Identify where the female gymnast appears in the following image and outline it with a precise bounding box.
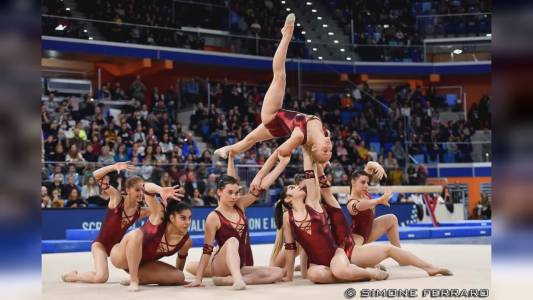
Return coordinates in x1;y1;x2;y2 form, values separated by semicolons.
61;162;150;284
214;14;333;168
110;184;189;292
274;147;389;283
185;151;288;290
317;163;453;277
347;170;401;247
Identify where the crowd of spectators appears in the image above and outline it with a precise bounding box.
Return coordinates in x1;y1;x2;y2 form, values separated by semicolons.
43;0;491;62
42;0;309;58
327;0;491;47
41;74;490;209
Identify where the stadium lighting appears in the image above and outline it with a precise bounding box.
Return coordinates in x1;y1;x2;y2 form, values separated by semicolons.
328;32;334;35
306;39;312;43
340;48;345;52
322;24;328;28
296;23;301;27
346;57;352;61
383;24;389;28
306;2;312;5
55;24;66;31
318;56;323;60
83;29;88;33
312;48;317;51
312;9;317;13
281;1;286;4
486;33;492;37
88;37;94;40
65;7;70;11
301;31;306;34
453;49;463;55
317;16;322;20
333;40;339;43
286;8;291;11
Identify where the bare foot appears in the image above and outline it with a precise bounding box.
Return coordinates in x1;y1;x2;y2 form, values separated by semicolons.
213;276;233;286
232;278;246;290
367;268;389;281
427;267;453;276
214;146;231;159
120;279;130;286
61;270;78;282
281;13;295;37
128;281;140;292
375;264;387;271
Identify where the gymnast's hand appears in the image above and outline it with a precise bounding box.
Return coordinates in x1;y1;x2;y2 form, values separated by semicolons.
160;185;184;206
250;174;263;193
114;161;136;173
379;190;393;207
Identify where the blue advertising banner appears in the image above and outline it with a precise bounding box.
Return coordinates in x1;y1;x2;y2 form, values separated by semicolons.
42;204;417;240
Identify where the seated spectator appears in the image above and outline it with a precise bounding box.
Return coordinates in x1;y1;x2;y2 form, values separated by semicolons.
202;188;218;206
159;133;174;154
389;166;405;185
64;164;81;186
47;173;65;198
391;141;406;167
83;144;99;162
41;186;51;208
191;188;204;206
51;189;65;208
98;145;115;165
114;143;130;162
159;171;173;187
139;159;154;181
63;174;80;200
81;176;100;204
384;151;399;170
66;189;87;208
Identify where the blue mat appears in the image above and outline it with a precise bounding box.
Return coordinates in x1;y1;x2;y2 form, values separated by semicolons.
429;226;491;238
44;225;491;253
44;231;278;253
409;220;492;227
42;240;93;253
376;227;432;241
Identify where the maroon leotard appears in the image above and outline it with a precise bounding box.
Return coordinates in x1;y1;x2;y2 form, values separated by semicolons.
323;202;355;259
264;109;328;144
348;195;375;243
94;197;141;255
140;219;190;263
288;205;337;266
213;206;253;267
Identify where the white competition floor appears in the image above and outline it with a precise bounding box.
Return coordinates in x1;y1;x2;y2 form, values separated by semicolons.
42;239;490;300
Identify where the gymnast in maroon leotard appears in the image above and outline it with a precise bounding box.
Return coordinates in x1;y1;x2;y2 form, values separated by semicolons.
213;205;254;267
287;204;337;267
139;210;190;264
186;172;285;290
62;162;150;284
109;185;189;292
214;14;332;177
347;168;401;247
273;147;387;284
264;109;329;145
317;162;453;277
184;151;286;279
94;196;141;255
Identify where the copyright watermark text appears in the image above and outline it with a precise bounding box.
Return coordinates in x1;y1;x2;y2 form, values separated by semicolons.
343;288;490;298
